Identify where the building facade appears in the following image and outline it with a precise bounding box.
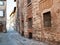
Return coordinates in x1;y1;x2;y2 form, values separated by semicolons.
17;0;60;45
9;7;17;31
14;0;20;33
32;0;60;43
0;0;7;32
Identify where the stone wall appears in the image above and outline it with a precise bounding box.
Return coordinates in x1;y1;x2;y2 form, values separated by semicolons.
18;0;60;44
18;0;28;37
32;0;60;43
32;0;42;40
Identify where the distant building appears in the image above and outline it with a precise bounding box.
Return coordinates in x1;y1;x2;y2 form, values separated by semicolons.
0;0;7;32
10;7;17;31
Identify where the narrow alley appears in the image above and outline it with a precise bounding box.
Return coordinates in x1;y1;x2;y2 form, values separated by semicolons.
0;29;48;45
0;0;60;45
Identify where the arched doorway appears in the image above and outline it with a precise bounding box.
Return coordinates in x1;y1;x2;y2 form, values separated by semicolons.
0;23;3;32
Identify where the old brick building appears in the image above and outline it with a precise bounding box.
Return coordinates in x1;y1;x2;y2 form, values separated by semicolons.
16;0;33;38
0;0;7;32
32;0;60;42
16;0;60;45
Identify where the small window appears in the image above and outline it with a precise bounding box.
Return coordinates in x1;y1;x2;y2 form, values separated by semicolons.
14;0;16;2
28;18;32;29
27;0;31;4
43;11;51;27
22;21;24;28
0;1;4;6
14;7;16;12
0;11;4;17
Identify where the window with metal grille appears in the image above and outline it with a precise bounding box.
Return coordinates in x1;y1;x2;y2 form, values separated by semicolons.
28;18;32;29
43;11;51;27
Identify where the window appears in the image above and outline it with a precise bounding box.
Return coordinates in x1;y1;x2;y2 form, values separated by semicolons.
43;11;51;27
22;21;24;28
27;0;32;6
27;0;31;4
14;7;16;12
0;11;3;17
28;18;32;28
14;0;16;2
0;1;4;6
21;13;24;20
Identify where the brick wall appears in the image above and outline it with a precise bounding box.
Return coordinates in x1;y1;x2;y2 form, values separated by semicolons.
18;0;60;44
32;0;60;43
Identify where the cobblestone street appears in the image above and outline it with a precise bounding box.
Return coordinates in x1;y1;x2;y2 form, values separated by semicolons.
0;31;23;45
0;30;48;45
0;0;60;45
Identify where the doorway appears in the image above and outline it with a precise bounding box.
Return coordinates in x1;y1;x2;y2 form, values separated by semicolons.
29;32;32;39
21;31;24;36
0;23;3;32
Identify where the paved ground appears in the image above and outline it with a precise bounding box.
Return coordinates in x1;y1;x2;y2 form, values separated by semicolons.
0;31;23;45
0;30;49;45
